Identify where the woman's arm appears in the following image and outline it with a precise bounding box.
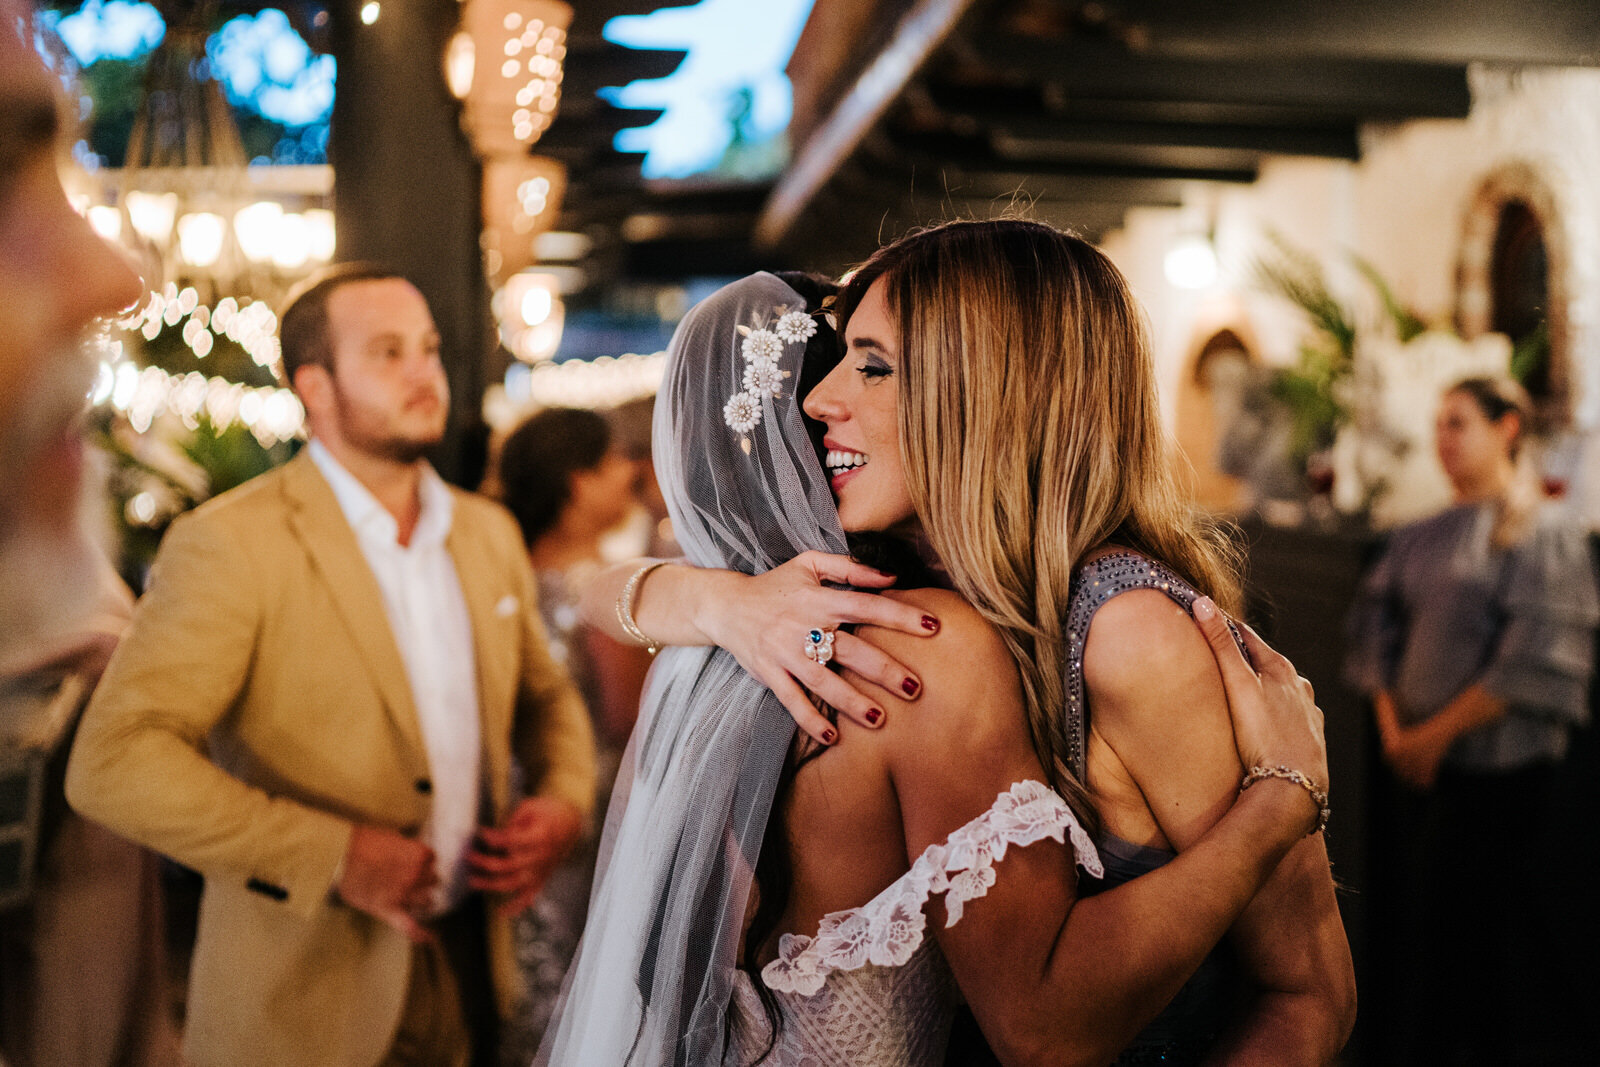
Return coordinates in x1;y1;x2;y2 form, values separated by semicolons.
1082;591;1354;1065
1381;683;1506;789
863;596;1328;1066
577;552;941;741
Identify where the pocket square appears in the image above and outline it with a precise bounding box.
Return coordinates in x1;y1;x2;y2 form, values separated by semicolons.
496;595;520;617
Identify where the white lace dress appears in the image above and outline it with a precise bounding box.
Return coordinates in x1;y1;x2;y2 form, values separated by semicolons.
725;781;1103;1066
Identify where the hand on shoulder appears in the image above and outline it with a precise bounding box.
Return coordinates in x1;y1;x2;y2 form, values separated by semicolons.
848;588;1034;773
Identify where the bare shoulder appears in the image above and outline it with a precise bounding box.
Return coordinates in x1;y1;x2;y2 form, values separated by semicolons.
851;588;1030;759
865;589;1018;704
1082;589;1223;733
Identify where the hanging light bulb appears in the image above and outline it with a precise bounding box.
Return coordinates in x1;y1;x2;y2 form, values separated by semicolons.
1164;234;1220;290
499;270;564;362
87;205;123;242
176;212;227;267
445;32;476;99
233;201;283;263
272;213;311;270
303;209;337;262
126;191;179;244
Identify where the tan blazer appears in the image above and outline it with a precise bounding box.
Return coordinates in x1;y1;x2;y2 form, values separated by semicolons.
66;451;596;1067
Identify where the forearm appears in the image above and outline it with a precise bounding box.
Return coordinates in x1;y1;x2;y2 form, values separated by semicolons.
1203;834;1356;1066
1415;683;1507;748
578;558;730;648
66;704;352;916
1002;782;1315;1064
1207;992;1350;1066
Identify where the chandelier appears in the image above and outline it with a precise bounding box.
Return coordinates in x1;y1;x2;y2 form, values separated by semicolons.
81;3;334;303
446;0;574;364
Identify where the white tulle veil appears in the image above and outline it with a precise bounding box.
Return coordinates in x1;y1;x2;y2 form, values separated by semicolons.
537;272;847;1065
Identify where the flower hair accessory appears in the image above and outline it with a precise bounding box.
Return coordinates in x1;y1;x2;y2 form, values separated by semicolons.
724;303;819;454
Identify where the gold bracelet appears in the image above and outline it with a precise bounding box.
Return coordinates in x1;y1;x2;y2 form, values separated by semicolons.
616;561;668;654
1240;764;1330;836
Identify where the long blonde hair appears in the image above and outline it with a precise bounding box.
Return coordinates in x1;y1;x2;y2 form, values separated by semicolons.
838;219;1242;829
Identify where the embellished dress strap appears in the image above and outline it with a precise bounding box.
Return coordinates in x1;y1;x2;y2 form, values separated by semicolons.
1063;551;1238;781
762;781;1103;996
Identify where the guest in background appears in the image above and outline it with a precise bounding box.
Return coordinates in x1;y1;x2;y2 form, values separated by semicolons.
0;5;181;1062
495;407;646;1060
1345;375;1598;1064
605;396;679;559
68;265;596;1067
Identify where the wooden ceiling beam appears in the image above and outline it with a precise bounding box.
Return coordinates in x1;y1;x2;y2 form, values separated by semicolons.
829;154;1192;208
938;113;1362;160
1101;0;1600;66
962;38;1472;118
755;0;980;249
559;46;686;99
880;129;1260;184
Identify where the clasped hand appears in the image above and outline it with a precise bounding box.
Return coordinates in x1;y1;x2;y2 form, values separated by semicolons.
1191;597;1330;832
337;796;584;941
467;795;584;916
336;824;440;943
1374;694;1450;790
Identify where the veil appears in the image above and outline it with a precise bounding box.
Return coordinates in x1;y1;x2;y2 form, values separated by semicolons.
537;272;847;1065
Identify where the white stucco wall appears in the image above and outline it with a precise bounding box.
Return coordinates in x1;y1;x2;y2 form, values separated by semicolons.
1101;65;1600;524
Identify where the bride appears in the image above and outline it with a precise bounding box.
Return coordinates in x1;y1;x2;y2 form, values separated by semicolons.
543;243;1343;1065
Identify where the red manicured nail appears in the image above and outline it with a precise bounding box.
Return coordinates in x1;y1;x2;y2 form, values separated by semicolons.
901;677;920;698
821;727;838;745
865;708;883;725
920;615;939;632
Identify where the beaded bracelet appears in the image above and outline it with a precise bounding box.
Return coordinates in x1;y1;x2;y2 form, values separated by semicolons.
616;560;669;654
1240;764;1330;836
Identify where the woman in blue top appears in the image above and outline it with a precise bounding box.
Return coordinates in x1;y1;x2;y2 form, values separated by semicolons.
1346;375;1598;1063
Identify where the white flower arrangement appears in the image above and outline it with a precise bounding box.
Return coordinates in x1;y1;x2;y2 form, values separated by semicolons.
724;304;814;453
741;329;783;363
774;310;817;344
743;358;784;398
723;391;762;435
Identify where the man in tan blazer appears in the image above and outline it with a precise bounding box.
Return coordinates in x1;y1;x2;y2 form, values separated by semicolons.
66;266;597;1067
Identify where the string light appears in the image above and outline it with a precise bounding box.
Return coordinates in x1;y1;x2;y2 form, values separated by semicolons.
489;350;665;420
120;287;282;370
99;289;303;446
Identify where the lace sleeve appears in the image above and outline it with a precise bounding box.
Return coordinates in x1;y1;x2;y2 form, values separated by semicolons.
763;780;1102;996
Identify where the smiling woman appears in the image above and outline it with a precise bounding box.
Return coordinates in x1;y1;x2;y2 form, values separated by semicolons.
804;281;918;536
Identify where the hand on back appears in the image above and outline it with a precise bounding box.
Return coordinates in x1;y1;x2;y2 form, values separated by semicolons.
697;551;941;744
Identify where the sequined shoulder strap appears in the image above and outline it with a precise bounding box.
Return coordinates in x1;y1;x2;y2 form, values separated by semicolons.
1063;551;1216;780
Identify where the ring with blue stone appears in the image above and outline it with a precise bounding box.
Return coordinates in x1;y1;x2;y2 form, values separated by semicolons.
803;626;836;666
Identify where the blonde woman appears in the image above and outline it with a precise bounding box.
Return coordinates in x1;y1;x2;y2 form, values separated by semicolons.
1345;376;1597;1063
570;224;1352;1064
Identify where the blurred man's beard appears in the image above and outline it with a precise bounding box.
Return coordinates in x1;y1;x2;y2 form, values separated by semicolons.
0;342;106;677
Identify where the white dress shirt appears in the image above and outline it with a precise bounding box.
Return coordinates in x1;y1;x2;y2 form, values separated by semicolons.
309;441;481;914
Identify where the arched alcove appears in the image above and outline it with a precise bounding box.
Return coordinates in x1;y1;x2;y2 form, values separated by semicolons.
1175;328;1255;513
1456;162;1571;427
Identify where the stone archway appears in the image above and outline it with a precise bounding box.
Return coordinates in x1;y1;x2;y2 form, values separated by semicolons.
1456;161;1571;427
1174;328;1255;513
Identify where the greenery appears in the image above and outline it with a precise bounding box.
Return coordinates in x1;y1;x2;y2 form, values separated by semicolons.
1253;233;1433;463
1510;319;1549;385
1252;234;1357;462
97;410;294;586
